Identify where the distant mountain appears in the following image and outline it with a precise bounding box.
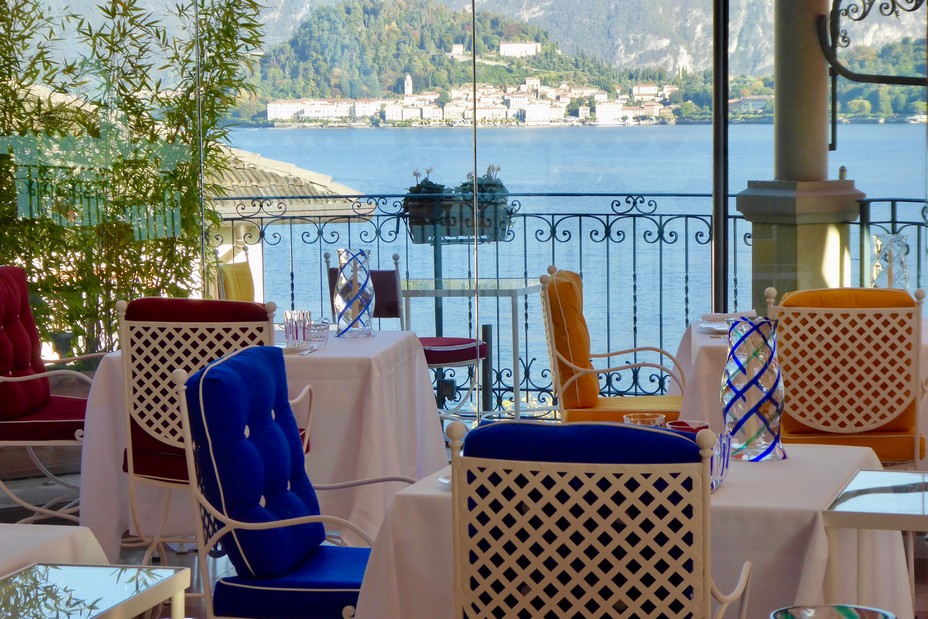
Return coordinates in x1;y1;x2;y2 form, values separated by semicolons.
256;0;925;76
53;0;928;77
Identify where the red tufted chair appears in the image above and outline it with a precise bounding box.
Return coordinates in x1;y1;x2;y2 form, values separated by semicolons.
0;265;105;522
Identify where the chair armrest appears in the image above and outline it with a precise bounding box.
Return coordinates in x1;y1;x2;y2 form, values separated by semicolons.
314;475;417;491
712;560;752;619
589;345;687;389
194;487;377;547
0;368;93;386
42;351;108;367
555;348;686;394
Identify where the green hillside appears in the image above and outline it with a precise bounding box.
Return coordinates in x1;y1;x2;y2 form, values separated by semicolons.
254;0;621;100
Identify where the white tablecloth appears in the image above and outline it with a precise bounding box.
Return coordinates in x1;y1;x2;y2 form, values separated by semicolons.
354;444;912;619
79;331;448;562
0;524;108;576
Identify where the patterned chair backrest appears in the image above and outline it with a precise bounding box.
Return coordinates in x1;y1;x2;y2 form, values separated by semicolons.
0;265;49;420
452;420;714;618
771;287;922;434
768;286;926;464
117;298;275;456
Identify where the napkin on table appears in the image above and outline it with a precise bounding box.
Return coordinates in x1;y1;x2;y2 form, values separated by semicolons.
699;310;757;323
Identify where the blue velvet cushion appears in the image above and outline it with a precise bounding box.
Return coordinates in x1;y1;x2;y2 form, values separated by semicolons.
213;546;370;619
184;346;325;579
463;420;701;464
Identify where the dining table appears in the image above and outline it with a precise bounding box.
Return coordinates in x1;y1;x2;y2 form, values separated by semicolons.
0;523;108;576
79;330;449;562
353;443;912;619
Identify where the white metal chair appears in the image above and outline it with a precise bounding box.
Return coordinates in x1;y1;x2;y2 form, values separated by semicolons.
173;345;415;619
116;297;311;565
539;265;686;422
447;420;751;618
767;286;926;466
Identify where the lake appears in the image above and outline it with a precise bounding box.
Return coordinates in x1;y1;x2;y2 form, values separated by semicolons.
230;123;928;201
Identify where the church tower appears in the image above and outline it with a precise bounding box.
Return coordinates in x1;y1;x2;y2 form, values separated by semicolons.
404;74;413;96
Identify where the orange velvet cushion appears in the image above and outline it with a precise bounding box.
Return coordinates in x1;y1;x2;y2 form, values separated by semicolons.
545;270;599;409
780;287;915;309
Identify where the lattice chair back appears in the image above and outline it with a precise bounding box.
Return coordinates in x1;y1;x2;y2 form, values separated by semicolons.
118;298;275;454
767;286;925;465
449;421;740;619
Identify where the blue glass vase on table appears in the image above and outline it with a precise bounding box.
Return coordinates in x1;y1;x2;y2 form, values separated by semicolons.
721;316;787;462
333;248;375;338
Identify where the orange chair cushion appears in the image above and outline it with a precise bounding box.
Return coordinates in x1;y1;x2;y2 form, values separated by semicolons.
780;287;915;309
564;395;682;423
545;270;599;409
777;287;919;451
220;262;255;302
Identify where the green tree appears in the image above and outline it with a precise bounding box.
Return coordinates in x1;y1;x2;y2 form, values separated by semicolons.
0;0;264;352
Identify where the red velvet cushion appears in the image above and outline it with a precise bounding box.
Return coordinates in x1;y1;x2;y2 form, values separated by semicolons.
0;266;50;420
125;297;269;322
0;395;84;441
419;336;487;366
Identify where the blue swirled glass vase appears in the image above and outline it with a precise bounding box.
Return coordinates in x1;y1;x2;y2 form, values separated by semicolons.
334;248;375;338
720;316;786;462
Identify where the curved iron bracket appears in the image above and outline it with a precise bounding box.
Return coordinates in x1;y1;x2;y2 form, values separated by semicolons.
817;13;926;87
816;0;926;150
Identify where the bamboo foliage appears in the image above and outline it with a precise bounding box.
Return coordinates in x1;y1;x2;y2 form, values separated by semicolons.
0;0;263;355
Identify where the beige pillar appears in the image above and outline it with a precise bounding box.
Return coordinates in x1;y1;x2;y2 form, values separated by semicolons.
736;0;864;311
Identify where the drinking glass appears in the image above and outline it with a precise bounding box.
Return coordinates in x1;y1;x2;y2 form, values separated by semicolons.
306;320;329;352
623;413;665;427
283;310;310;348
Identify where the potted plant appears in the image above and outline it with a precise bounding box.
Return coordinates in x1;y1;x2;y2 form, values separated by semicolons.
403;166;514;244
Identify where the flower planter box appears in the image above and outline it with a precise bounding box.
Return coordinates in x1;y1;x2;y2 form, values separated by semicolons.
403;174;514;245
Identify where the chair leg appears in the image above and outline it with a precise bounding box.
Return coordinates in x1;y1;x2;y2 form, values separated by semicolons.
0;447;81;523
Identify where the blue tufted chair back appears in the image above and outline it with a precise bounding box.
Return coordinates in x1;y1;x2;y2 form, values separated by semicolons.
184;345;325;579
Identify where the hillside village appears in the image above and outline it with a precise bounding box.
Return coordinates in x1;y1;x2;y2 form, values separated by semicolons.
266;41;773;127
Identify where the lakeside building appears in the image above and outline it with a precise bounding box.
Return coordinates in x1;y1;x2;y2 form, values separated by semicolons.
266;75;672;126
730;95;774;113
499;41;541;58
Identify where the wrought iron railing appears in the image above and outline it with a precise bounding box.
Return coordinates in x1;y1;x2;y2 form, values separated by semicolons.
210;192;925;412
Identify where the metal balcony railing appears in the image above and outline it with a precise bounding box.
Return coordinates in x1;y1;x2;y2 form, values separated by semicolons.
210;192;926;412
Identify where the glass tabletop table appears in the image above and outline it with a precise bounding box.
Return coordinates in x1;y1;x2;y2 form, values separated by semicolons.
402;278;542;416
823;469;928;608
825;469;928;530
0;563;190;618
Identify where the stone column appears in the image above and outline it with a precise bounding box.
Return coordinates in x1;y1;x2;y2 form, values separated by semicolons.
736;0;864;311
